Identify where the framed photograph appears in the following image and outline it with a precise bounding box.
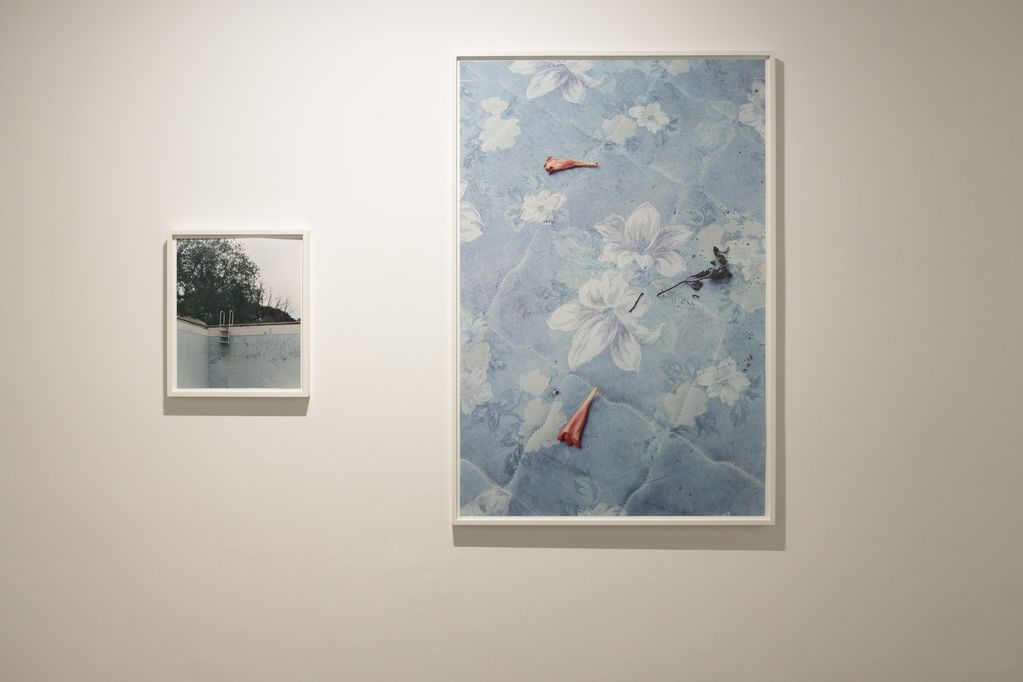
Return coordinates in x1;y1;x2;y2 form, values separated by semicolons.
166;230;310;397
454;54;775;524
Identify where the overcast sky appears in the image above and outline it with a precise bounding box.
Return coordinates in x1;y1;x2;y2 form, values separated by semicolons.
234;237;303;318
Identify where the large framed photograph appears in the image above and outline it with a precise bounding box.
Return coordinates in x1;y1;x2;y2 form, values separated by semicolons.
166;230;309;397
454;54;775;524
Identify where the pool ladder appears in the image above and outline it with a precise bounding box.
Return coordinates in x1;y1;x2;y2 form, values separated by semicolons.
218;310;234;345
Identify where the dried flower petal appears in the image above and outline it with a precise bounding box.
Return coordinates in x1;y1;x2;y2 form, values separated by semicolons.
557;386;599;448
544;156;599;175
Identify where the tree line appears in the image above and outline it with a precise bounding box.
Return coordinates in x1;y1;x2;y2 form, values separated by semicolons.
176;239;297;325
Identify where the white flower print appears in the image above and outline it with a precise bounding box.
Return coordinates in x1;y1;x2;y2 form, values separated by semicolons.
695;223;726;261
738;79;765;140
509;60;600;104
461;486;511;516
594;202;693;278
709;227;765;312
479;114;520;152
696;218;764;260
663;382;709;428
578;503;626;516
602;114;637;144
548;271;662;372
519;397;566;453
518;370;550;396
463;340;490;372
628;102;670;133
697;357;750;406
520;190;566;224
661;60;691;75
461;369;492;414
460;342;493;414
459;181;483;243
519;397;548;436
723;237;765;281
480;97;509;115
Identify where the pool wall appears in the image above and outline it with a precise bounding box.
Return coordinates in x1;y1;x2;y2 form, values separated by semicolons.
176;318;301;389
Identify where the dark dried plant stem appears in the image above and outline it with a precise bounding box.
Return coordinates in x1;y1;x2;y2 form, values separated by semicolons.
656;272;716;296
656;279;692;297
657;268;730;297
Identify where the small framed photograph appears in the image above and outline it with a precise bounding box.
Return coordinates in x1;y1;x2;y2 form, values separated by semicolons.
166;230;310;397
454;54;775;524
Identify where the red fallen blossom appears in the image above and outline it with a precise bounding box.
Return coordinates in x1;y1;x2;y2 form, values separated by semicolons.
557;386;599;449
544;156;599;175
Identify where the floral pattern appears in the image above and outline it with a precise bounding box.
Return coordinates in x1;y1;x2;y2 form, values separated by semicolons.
693;218;767;312
518;369;550;396
521;190;566;224
479;115;520;152
738;79;766;140
548;271;662;372
661;60;691;75
461;486;512;516
629;102;671;133
578;503;626;516
459;181;483;243
602;114;637;144
458;58;767;517
595;202;692;278
509;60;600;104
697;357;751;406
519;396;566;453
724;236;765;282
460;342;492;414
480;97;508;115
516;370;565;452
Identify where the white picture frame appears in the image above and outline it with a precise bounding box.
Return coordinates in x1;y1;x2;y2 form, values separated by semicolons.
452;53;776;525
166;230;310;398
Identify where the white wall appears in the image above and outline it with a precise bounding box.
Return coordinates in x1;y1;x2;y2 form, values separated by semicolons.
1;1;1021;680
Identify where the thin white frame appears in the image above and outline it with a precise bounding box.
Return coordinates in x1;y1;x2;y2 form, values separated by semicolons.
166;230;310;398
452;53;776;525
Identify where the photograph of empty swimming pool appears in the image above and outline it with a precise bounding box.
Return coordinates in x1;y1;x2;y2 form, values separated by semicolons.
167;232;309;396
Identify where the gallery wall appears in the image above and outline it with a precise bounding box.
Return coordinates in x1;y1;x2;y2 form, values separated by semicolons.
1;1;1021;680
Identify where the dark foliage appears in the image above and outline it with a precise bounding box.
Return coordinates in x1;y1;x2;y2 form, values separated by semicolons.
176;239;295;325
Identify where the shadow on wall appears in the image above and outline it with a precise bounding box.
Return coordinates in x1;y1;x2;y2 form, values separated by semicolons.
163;395;309;417
453;522;783;551
453;60;787;552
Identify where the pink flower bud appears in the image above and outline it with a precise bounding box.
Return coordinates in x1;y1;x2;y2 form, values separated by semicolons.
557;386;599;448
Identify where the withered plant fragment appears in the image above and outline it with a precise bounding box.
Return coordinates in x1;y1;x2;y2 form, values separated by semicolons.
544;156;599;175
657;246;733;297
557;386;599;448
